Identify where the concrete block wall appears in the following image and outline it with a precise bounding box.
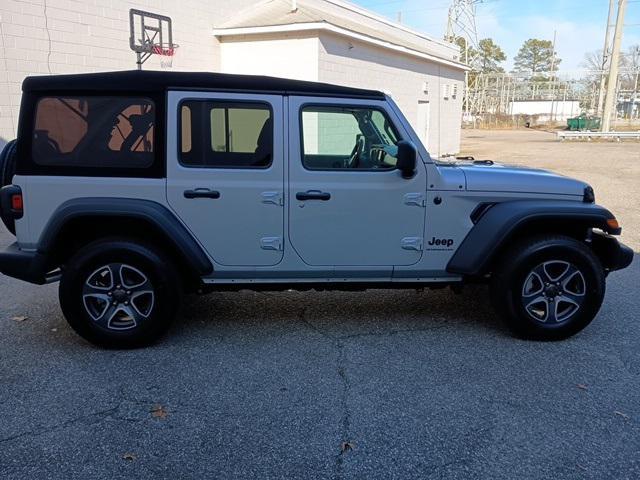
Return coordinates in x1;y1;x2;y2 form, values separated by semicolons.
318;32;464;157
0;0;257;144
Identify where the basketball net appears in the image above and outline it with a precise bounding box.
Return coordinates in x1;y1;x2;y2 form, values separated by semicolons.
152;44;178;69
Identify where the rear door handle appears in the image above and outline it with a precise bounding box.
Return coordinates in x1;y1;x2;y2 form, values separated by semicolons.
184;189;220;199
296;190;331;201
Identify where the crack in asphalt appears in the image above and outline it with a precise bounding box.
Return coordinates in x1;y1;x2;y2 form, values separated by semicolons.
297;308;353;480
295;309;481;480
0;405;121;444
0;387;178;445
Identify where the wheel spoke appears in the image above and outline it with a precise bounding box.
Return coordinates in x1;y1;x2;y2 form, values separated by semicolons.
84;265;114;292
542;261;570;282
522;271;544;297
525;295;549;322
559;291;582;308
130;290;155;318
82;293;111;322
558;264;580;284
547;300;559;323
118;265;148;289
531;264;550;283
561;269;586;296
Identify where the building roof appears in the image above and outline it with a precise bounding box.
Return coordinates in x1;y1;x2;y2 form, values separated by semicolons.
22;70;385;99
214;0;467;70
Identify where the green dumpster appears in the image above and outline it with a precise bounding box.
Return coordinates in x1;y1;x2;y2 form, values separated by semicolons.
567;115;601;131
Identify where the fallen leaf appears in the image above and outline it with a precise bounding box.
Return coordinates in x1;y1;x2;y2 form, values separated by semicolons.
122;453;137;461
614;411;630;420
11;316;28;322
340;441;355;453
150;404;168;419
576;384;588;391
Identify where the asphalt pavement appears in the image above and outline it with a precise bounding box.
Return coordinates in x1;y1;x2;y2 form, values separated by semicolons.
1;223;639;480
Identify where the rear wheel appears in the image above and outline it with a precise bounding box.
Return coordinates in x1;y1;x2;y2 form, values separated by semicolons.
59;238;181;348
490;235;605;340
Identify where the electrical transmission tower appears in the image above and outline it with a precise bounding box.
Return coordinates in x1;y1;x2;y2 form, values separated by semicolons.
445;0;483;117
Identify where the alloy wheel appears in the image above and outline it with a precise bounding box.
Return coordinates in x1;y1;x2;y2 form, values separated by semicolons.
82;263;155;331
521;260;586;324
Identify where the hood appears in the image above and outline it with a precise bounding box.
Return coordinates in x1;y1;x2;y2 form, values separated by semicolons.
455;161;588;197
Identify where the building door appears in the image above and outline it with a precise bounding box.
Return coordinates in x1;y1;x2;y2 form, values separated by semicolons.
288;96;427;269
166;92;285;267
417;101;430;150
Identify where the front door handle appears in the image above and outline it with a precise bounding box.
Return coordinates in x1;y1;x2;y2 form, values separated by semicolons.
296;190;331;201
184;189;220;199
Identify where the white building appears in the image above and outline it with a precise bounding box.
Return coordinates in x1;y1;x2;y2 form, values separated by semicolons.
508;99;582;123
0;0;467;156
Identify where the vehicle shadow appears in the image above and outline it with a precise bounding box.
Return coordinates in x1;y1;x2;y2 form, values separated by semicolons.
174;284;508;342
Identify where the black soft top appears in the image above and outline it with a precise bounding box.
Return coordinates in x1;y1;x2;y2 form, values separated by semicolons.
22;70;385;99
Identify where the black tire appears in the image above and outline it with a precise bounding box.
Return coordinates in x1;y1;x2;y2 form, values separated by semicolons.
0;139;17;188
490;235;605;341
59;238;182;348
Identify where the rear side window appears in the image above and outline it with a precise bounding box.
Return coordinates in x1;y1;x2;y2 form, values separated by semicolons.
32;96;155;168
180;100;272;168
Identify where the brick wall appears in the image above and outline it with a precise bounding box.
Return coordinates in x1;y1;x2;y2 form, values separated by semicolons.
0;0;257;144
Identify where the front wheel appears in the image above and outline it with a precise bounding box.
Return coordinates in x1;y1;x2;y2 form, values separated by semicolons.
490;235;606;340
59;238;181;348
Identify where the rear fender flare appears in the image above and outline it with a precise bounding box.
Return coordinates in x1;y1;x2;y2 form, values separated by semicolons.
38;198;213;276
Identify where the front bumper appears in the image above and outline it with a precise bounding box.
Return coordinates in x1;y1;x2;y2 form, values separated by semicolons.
591;232;634;272
0;242;55;285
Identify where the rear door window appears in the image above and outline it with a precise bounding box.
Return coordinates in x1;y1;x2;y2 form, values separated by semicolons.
32;96;155;169
179;101;273;168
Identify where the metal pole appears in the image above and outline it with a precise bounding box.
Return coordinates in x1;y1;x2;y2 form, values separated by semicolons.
602;0;627;132
598;0;616;117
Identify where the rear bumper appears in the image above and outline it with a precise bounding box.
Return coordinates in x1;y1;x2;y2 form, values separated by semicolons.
591;232;634;272
0;242;55;285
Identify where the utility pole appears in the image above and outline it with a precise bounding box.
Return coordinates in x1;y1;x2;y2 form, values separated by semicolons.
597;0;616;117
446;0;482;121
602;0;627;132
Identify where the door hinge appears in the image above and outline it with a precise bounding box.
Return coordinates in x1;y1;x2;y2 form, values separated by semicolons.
404;193;426;207
261;191;284;206
401;237;423;251
260;236;283;251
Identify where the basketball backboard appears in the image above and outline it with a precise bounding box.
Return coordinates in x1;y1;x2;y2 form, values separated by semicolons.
129;9;177;69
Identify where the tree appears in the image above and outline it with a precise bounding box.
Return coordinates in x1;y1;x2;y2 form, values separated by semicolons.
621;45;639;90
477;38;506;73
453;36;477;65
580;50;604;73
453;36;506;73
513;39;561;76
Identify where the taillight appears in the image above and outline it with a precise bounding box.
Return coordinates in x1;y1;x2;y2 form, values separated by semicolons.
11;193;23;212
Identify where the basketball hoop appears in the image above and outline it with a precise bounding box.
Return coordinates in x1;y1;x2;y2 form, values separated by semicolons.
152;43;179;69
129;9;179;70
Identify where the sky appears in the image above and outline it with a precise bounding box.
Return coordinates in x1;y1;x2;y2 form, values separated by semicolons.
353;0;640;71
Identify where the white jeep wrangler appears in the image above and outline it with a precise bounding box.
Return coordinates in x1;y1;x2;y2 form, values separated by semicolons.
0;71;633;347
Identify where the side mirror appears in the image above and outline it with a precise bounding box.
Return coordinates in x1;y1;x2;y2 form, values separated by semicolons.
396;140;417;179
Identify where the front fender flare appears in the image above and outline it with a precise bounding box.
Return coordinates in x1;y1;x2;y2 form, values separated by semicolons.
446;200;620;276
